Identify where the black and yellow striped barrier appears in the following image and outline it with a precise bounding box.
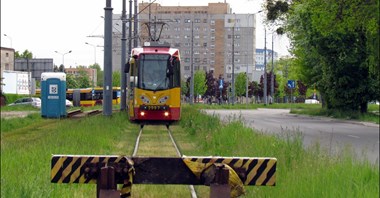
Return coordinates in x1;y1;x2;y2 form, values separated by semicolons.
51;155;277;197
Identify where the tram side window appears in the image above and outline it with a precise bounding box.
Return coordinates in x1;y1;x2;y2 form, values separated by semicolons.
66;93;73;100
93;91;103;100
172;57;181;88
80;93;93;100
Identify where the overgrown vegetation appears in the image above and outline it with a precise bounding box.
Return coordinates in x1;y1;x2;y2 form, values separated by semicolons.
264;0;379;113
179;105;379;197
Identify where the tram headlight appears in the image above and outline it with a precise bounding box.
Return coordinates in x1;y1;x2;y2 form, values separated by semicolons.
140;111;145;116
140;95;150;104
159;96;169;104
164;112;169;117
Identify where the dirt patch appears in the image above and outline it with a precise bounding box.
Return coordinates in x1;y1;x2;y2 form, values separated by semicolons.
1;111;39;119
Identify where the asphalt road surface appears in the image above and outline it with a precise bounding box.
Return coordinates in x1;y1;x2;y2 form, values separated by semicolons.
203;109;379;164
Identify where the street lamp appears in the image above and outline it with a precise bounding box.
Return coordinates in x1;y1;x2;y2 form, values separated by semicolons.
55;50;72;66
85;42;97;64
3;34;12;48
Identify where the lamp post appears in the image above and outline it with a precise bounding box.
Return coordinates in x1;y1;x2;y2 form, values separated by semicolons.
55;50;72;66
245;52;248;106
85;42;97;64
264;28;268;105
231;13;236;105
3;34;12;48
246;10;262;106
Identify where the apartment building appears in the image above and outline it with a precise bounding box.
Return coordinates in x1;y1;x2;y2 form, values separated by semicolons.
112;2;258;82
255;48;278;71
1;47;15;82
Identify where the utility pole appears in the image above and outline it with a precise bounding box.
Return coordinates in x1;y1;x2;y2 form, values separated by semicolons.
245;53;248;106
133;0;138;47
103;0;113;116
270;33;274;104
263;28;268;105
190;21;194;105
127;0;133;106
120;0;127;111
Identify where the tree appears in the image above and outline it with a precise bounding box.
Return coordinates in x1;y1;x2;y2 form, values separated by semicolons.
15;50;33;59
181;79;188;96
76;69;91;88
194;70;207;102
265;0;379;112
204;71;216;99
112;71;121;87
59;64;65;72
66;73;78;88
235;72;247;103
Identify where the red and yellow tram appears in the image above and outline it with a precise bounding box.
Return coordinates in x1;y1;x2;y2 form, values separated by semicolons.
126;41;181;122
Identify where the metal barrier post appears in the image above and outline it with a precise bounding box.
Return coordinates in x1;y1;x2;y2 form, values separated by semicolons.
97;166;119;198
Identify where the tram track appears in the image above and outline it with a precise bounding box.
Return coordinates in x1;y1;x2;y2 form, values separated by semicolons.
132;124;198;198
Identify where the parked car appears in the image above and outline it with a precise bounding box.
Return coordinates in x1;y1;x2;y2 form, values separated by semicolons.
66;99;73;107
8;97;41;108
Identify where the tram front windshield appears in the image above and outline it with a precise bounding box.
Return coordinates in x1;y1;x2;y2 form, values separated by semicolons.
138;54;170;91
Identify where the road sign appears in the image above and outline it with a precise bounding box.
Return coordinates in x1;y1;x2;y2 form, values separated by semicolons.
287;80;296;89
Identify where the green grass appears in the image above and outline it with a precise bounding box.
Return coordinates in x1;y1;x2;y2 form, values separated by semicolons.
1;105;378;197
1;112;139;198
1;113;45;133
291;106;379;124
178;105;379;197
196;102;379;124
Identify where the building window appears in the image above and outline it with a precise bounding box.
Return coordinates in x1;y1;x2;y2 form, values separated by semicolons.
194;19;201;23
203;19;208;23
6;53;9;57
185;19;191;23
184;66;190;70
185;58;190;62
210;20;215;25
203;43;207;47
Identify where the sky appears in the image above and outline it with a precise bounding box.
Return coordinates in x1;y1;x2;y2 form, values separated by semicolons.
1;0;290;69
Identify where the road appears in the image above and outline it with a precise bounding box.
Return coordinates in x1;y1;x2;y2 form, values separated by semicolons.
203;108;379;164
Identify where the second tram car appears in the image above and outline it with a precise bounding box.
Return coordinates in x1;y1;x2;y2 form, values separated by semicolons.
126;41;181;122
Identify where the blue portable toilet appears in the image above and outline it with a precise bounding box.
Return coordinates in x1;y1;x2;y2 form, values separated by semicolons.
41;72;67;118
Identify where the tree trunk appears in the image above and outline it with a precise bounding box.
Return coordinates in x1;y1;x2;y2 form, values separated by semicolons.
360;102;368;113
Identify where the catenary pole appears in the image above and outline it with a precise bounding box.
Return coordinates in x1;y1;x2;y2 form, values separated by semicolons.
103;0;113;116
120;0;127;111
